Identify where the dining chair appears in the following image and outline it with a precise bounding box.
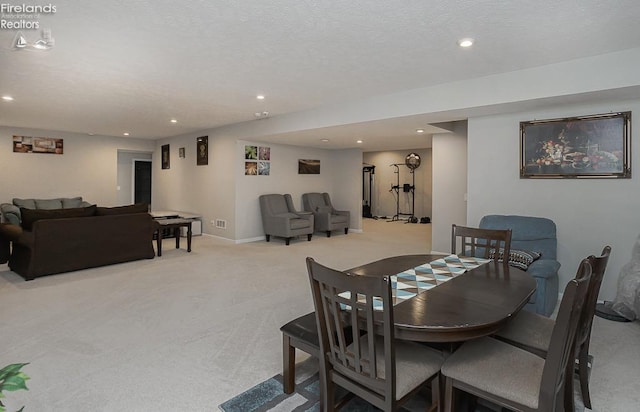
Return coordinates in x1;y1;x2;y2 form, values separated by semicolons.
494;246;611;409
441;258;592;412
280;311;356;395
451;224;512;260
306;257;444;412
280;312;320;394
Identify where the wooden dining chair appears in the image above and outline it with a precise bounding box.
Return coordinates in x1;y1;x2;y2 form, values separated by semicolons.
441;258;592;412
306;257;444;412
494;246;611;409
280;312;320;394
451;224;512;260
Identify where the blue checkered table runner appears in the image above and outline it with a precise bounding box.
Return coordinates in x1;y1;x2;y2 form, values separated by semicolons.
341;254;491;310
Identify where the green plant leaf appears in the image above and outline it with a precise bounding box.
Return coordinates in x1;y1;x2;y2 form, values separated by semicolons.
0;364;28;382
1;374;29;392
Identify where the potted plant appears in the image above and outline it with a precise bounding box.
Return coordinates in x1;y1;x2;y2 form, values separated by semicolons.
0;363;29;412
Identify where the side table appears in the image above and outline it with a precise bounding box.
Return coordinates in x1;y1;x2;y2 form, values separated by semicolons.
156;218;192;256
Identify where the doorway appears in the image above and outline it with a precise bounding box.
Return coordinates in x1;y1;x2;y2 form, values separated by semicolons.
133;160;152;205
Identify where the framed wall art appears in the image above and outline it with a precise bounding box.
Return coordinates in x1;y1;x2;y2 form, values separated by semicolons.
197;136;208;165
298;159;320;174
520;112;631;178
13;135;63;154
161;144;170;169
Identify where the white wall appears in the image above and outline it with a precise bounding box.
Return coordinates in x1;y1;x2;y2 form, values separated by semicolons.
431;123;468;254
363;149;432;219
234;141;361;241
151;130;362;241
0;126;155;206
467;99;640;301
152;131;237;238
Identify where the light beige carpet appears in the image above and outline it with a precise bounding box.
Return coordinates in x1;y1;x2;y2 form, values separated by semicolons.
0;219;638;411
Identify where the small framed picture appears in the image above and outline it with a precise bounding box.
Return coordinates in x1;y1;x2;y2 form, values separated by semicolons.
161;144;170;169
298;159;320;174
179;147;185;158
197;136;208;165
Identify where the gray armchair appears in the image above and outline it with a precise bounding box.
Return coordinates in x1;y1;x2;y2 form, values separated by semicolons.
259;194;314;245
479;214;560;316
302;192;350;237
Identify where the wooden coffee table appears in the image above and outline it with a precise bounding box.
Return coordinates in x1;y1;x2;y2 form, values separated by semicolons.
155;218;192;256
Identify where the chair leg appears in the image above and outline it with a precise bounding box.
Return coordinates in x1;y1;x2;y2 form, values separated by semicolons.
427;374;441;412
282;335;295;394
444;377;454;412
266;234;270;242
307;234;312;241
326;231;331;238
285;237;291;245
344;227;348;235
578;347;592;409
564;360;575;412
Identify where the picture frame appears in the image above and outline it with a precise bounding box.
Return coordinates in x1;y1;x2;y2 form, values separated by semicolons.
13;135;63;154
197;136;208;165
178;147;185;158
520;112;631;178
161;144;170;169
298;159;320;174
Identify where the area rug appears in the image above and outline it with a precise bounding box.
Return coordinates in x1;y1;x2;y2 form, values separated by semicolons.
219;358;587;412
218;359;500;412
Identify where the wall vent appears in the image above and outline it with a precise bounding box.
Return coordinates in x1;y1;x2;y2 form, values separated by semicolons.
215;219;227;229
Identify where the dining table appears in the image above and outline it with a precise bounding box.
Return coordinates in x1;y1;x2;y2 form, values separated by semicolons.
346;254;537;343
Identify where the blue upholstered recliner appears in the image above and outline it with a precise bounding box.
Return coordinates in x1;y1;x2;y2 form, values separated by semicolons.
479;215;560;316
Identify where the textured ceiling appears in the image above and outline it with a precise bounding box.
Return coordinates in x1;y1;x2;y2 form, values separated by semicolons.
1;0;640;150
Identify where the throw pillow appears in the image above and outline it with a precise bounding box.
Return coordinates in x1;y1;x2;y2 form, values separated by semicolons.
95;203;149;216
489;248;542;270
20;205;97;231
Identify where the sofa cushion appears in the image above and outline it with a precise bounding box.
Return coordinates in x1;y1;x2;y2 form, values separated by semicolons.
490;248;542;270
34;198;64;209
62;197;83;208
20;205;97;230
95;203;149;216
12;198;36;209
315;206;332;214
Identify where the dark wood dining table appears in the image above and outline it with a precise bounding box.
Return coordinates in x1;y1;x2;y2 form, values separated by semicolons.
347;254;537;343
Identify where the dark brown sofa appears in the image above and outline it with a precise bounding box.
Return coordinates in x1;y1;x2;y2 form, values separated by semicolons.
0;204;159;280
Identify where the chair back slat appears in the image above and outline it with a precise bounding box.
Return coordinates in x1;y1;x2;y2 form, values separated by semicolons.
539;258;592;409
451;224;512;260
307;257;395;400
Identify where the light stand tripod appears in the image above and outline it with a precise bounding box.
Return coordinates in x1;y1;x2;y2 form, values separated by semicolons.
388;163;415;222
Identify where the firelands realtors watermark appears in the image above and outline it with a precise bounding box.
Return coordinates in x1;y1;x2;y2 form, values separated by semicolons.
1;3;57;30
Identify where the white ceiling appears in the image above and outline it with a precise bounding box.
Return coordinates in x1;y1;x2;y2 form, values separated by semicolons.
1;0;640;151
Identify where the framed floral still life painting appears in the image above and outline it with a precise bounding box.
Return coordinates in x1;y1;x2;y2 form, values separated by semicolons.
520;112;631;178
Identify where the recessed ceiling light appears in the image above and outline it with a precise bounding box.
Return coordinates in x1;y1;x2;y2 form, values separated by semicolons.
356;140;363;144
256;95;265;100
123;132;130;136
2;96;14;101
416;129;425;133
321;139;330;142
170;119;177;123
458;38;474;48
